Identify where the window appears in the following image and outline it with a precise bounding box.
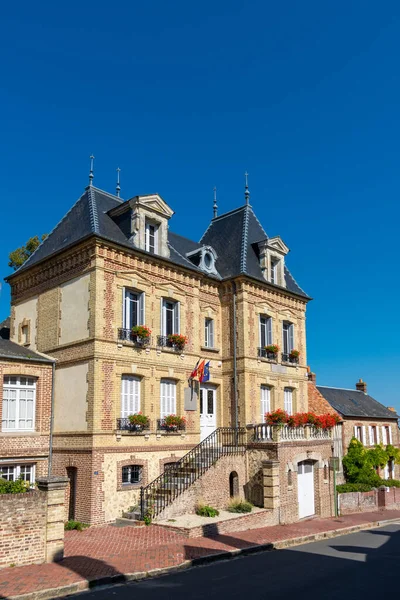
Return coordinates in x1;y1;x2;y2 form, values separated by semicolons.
121;376;140;418
259;315;272;348
204;318;214;348
0;464;35;484
123;290;144;329
282;322;294;355
370;426;378;445
260;386;271;421
382;425;391;445
21;325;29;345
122;465;142;485
161;299;180;336
145;221;158;254
354;426;362;442
160;379;177;418
2;376;36;431
284;388;293;415
271;259;279;284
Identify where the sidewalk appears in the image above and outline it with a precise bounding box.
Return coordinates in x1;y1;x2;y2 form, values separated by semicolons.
1;510;400;600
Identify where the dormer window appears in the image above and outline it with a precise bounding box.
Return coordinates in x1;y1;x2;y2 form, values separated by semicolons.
270;259;279;284
257;237;289;288
186;246;218;275
203;251;214;272
145;221;159;254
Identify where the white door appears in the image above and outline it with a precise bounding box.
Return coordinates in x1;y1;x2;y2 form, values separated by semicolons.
200;386;216;441
297;460;315;519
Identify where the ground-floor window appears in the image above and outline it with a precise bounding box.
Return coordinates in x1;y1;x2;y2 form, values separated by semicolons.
0;463;35;484
122;465;142;485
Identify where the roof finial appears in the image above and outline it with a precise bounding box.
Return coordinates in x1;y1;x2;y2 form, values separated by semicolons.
89;155;95;187
213;186;218;218
244;171;250;205
116;167;121;197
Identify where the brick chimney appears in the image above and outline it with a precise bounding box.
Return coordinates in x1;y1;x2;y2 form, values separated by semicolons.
308;372;316;384
356;378;367;394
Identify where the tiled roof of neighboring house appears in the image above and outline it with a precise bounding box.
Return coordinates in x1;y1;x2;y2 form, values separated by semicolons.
7;186;309;299
0;339;54;363
308;382;339;416
317;386;399;420
0;317;10;340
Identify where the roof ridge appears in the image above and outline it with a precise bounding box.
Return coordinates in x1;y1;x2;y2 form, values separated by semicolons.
13;190;88;273
317;385;363;392
240;205;250;273
90;186;124;203
88;187;100;234
249;206;268;238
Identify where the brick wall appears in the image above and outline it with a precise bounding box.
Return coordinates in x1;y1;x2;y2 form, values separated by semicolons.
339;487;400;515
307;382;339;416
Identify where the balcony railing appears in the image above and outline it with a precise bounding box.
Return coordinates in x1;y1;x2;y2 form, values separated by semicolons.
251;423;333;443
116;417;150;432
157;336;186;352
258;348;278;360
157;418;186;432
118;328;151;347
281;353;299;364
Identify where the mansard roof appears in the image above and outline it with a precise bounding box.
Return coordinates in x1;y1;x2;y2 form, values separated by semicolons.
317;386;399;420
7;186;309;299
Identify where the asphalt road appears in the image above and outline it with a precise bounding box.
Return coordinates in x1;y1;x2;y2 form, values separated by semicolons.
67;523;400;600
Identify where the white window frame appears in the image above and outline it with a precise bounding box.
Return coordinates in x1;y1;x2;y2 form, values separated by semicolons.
121;376;141;418
270;259;279;284
145;221;159;254
2;376;36;432
0;463;35;484
259;315;272;348
121;465;142;485
260;385;271;421
282;322;294;354
160;379;177;418
204;318;214;348
284;387;293;416
161;299;180;336
123;289;145;329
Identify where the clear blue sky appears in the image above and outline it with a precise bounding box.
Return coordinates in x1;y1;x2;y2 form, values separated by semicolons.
1;1;400;409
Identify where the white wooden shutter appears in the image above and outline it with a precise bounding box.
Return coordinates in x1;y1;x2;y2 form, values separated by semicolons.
362;426;366;445
175;302;180;334
382;426;387;445
376;426;380;444
139;293;145;325
354;425;357;439
389;426;393;444
289;324;294;352
260;386;271;421
161;298;165;335
267;318;272;345
368;426;372;446
122;288;127;328
284;388;293;415
121;376;140;417
160;380;176;418
209;319;214;348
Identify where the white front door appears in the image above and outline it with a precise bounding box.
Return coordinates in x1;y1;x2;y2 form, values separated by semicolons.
297;460;315;519
200;386;216;441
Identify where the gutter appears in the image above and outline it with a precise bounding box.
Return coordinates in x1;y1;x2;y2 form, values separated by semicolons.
232;281;238;429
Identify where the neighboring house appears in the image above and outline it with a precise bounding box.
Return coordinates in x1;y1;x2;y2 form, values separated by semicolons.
4;180;336;525
316;379;399;480
0;338;54;485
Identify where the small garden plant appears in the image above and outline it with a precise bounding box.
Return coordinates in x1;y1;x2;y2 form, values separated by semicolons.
128;412;149;427
264;344;279;355
195;503;219;517
163;414;186;430
227;497;253;513
167;333;188;351
64;520;89;531
131;325;151;339
265;410;341;429
0;478;31;494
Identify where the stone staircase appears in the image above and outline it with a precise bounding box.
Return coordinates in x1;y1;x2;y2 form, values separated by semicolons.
131;427;246;521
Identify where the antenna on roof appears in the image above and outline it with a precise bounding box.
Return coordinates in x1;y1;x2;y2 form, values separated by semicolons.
244;171;250;205
116;167;121;197
89;155;95;187
213;186;218;218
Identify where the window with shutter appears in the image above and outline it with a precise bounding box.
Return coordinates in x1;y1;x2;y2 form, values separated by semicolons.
120;376;141;417
205;318;214;348
260;386;271;421
145;221;159;254
123;290;145;329
160;379;177;418
282;322;294;354
259;315;272;347
2;376;36;431
161;300;180;336
284;388;293;415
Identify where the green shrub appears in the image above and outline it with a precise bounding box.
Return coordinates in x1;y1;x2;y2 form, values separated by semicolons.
227;497;253;513
195;503;219;518
337;483;374;493
64;520;88;531
0;478;31;494
380;479;400;488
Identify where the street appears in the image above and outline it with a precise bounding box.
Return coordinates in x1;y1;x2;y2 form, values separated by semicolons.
63;523;400;600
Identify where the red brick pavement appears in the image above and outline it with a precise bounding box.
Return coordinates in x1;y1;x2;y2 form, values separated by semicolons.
0;510;399;598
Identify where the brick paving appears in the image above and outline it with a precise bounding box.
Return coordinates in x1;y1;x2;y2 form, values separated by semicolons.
1;510;400;599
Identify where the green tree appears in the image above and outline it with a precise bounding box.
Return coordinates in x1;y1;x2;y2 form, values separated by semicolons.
342;437;382;486
8;234;47;270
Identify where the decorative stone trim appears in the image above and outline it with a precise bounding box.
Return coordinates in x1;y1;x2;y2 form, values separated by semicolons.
116;457;148;491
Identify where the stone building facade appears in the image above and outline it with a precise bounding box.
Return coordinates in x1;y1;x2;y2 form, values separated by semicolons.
5;182;333;524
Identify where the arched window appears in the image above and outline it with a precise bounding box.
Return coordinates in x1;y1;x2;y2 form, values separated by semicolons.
229;471;239;497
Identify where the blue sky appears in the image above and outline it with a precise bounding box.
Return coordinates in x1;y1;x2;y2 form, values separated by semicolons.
1;1;400;409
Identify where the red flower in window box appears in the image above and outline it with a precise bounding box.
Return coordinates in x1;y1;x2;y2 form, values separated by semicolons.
128;413;150;431
163;414;186;431
289;349;300;359
167;334;188;351
265;409;289;425
131;325;151;339
264;344;279;356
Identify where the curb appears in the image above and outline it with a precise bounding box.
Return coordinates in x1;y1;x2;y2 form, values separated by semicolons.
6;518;400;600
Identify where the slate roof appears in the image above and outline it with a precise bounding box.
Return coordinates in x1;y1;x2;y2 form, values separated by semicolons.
8;187;309;298
0;339;54;363
317;386;399;420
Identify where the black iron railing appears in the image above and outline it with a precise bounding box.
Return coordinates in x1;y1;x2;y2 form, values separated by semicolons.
116;418;150;432
140;427;246;520
157;418;186;432
258;348;278;360
118;328;151;347
157;336;186;352
281;353;299;364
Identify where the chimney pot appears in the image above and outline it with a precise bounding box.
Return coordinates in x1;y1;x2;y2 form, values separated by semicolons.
387;407;396;413
356;378;367;394
308;372;316;384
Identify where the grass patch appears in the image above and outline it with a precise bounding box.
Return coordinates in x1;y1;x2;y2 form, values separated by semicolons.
64;520;89;531
195;503;219;518
226;497;253;513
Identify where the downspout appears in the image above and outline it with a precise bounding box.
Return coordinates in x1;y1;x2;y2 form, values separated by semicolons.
48;361;56;477
232;281;238;429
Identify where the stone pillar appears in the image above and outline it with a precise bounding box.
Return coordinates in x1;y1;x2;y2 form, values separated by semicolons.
37;476;69;563
262;459;280;510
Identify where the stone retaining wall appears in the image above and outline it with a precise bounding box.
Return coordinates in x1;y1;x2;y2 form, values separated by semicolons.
339;486;400;515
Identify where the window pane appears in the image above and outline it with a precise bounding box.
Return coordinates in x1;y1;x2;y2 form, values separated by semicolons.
207;390;214;415
122;465;142;484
